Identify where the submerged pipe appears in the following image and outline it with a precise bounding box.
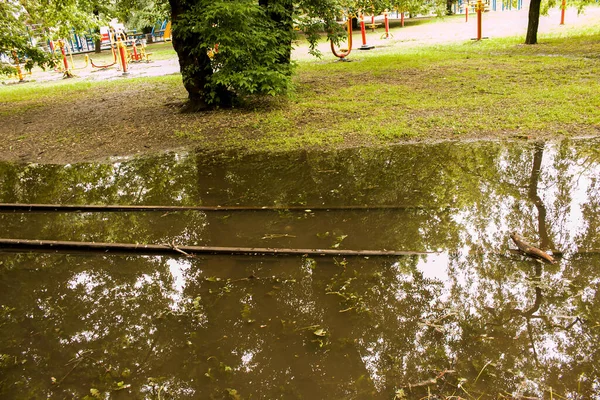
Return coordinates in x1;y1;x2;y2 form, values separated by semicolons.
0;238;432;258
0;203;446;213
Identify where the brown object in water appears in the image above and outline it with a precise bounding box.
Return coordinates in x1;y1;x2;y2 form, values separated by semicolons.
0;238;433;258
510;232;556;264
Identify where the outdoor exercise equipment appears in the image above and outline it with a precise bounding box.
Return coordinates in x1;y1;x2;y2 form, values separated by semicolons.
331;16;353;60
128;39;152;63
55;39;89;77
11;51;24;82
471;0;489;41
476;0;484;40
57;40;73;77
90;30;118;69
358;13;375;50
381;10;393;39
117;38;129;74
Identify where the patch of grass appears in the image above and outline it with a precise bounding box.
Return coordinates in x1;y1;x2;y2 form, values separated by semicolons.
1;23;599;160
166;29;600;152
0;74;181;104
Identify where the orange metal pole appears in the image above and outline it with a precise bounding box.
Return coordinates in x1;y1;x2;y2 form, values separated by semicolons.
477;0;482;40
59;41;69;71
465;3;469;22
132;42;139;61
360;14;367;46
118;40;128;74
560;0;566;25
384;11;390;38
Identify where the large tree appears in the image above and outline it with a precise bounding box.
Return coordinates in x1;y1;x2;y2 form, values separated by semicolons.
167;0;341;110
525;0;594;44
0;1;52;75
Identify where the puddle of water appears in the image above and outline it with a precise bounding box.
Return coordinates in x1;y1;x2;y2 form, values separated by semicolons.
0;139;599;399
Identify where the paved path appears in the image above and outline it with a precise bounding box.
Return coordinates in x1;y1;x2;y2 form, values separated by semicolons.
11;5;600;83
297;5;600;60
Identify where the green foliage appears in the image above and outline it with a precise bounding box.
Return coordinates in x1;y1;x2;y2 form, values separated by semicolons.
170;0;345;105
115;0;170;31
0;0;164;76
0;1;55;76
188;0;293;99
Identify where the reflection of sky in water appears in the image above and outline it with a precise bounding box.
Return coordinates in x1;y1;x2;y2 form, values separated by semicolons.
166;257;191;311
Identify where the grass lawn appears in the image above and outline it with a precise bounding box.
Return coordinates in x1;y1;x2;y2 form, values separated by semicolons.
0;23;599;163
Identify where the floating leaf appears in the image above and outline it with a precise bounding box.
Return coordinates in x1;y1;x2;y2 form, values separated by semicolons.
90;388;102;398
313;328;327;337
227;388;242;400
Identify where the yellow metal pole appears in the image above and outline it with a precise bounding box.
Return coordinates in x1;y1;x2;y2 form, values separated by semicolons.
11;51;24;82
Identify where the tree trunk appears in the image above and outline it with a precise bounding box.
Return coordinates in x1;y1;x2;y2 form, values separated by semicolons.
446;0;455;15
93;8;101;53
168;0;233;111
525;0;542;44
528;142;552;249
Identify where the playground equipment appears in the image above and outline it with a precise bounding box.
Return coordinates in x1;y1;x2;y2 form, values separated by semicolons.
475;0;484;40
399;9;405;27
472;0;489;41
358;13;375;50
90;29;151;74
11;51;25;82
560;0;566;24
90;30;118;69
125;38;152;63
381;10;393;39
330;16;353;60
151;20;172;42
117;38;128;74
52;39;89;78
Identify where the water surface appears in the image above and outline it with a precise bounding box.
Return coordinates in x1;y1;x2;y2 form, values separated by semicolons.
1;140;599;399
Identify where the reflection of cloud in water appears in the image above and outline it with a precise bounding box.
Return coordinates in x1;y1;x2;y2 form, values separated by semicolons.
359;337;384;390
240;350;256;372
68;270;101;291
415;253;450;282
166;257;191;311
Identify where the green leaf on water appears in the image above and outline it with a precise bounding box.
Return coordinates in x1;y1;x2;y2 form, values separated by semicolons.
313;328;327;337
226;388;242;400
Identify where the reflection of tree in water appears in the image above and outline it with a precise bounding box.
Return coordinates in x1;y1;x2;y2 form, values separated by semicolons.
1;140;600;398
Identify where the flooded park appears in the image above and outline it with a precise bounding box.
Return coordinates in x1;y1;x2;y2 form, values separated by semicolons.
0;138;599;399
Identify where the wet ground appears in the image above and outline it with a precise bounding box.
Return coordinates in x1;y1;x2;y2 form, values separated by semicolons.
1;139;599;399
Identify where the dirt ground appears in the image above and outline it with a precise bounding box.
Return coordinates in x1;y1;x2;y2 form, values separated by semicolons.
1;6;599;164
